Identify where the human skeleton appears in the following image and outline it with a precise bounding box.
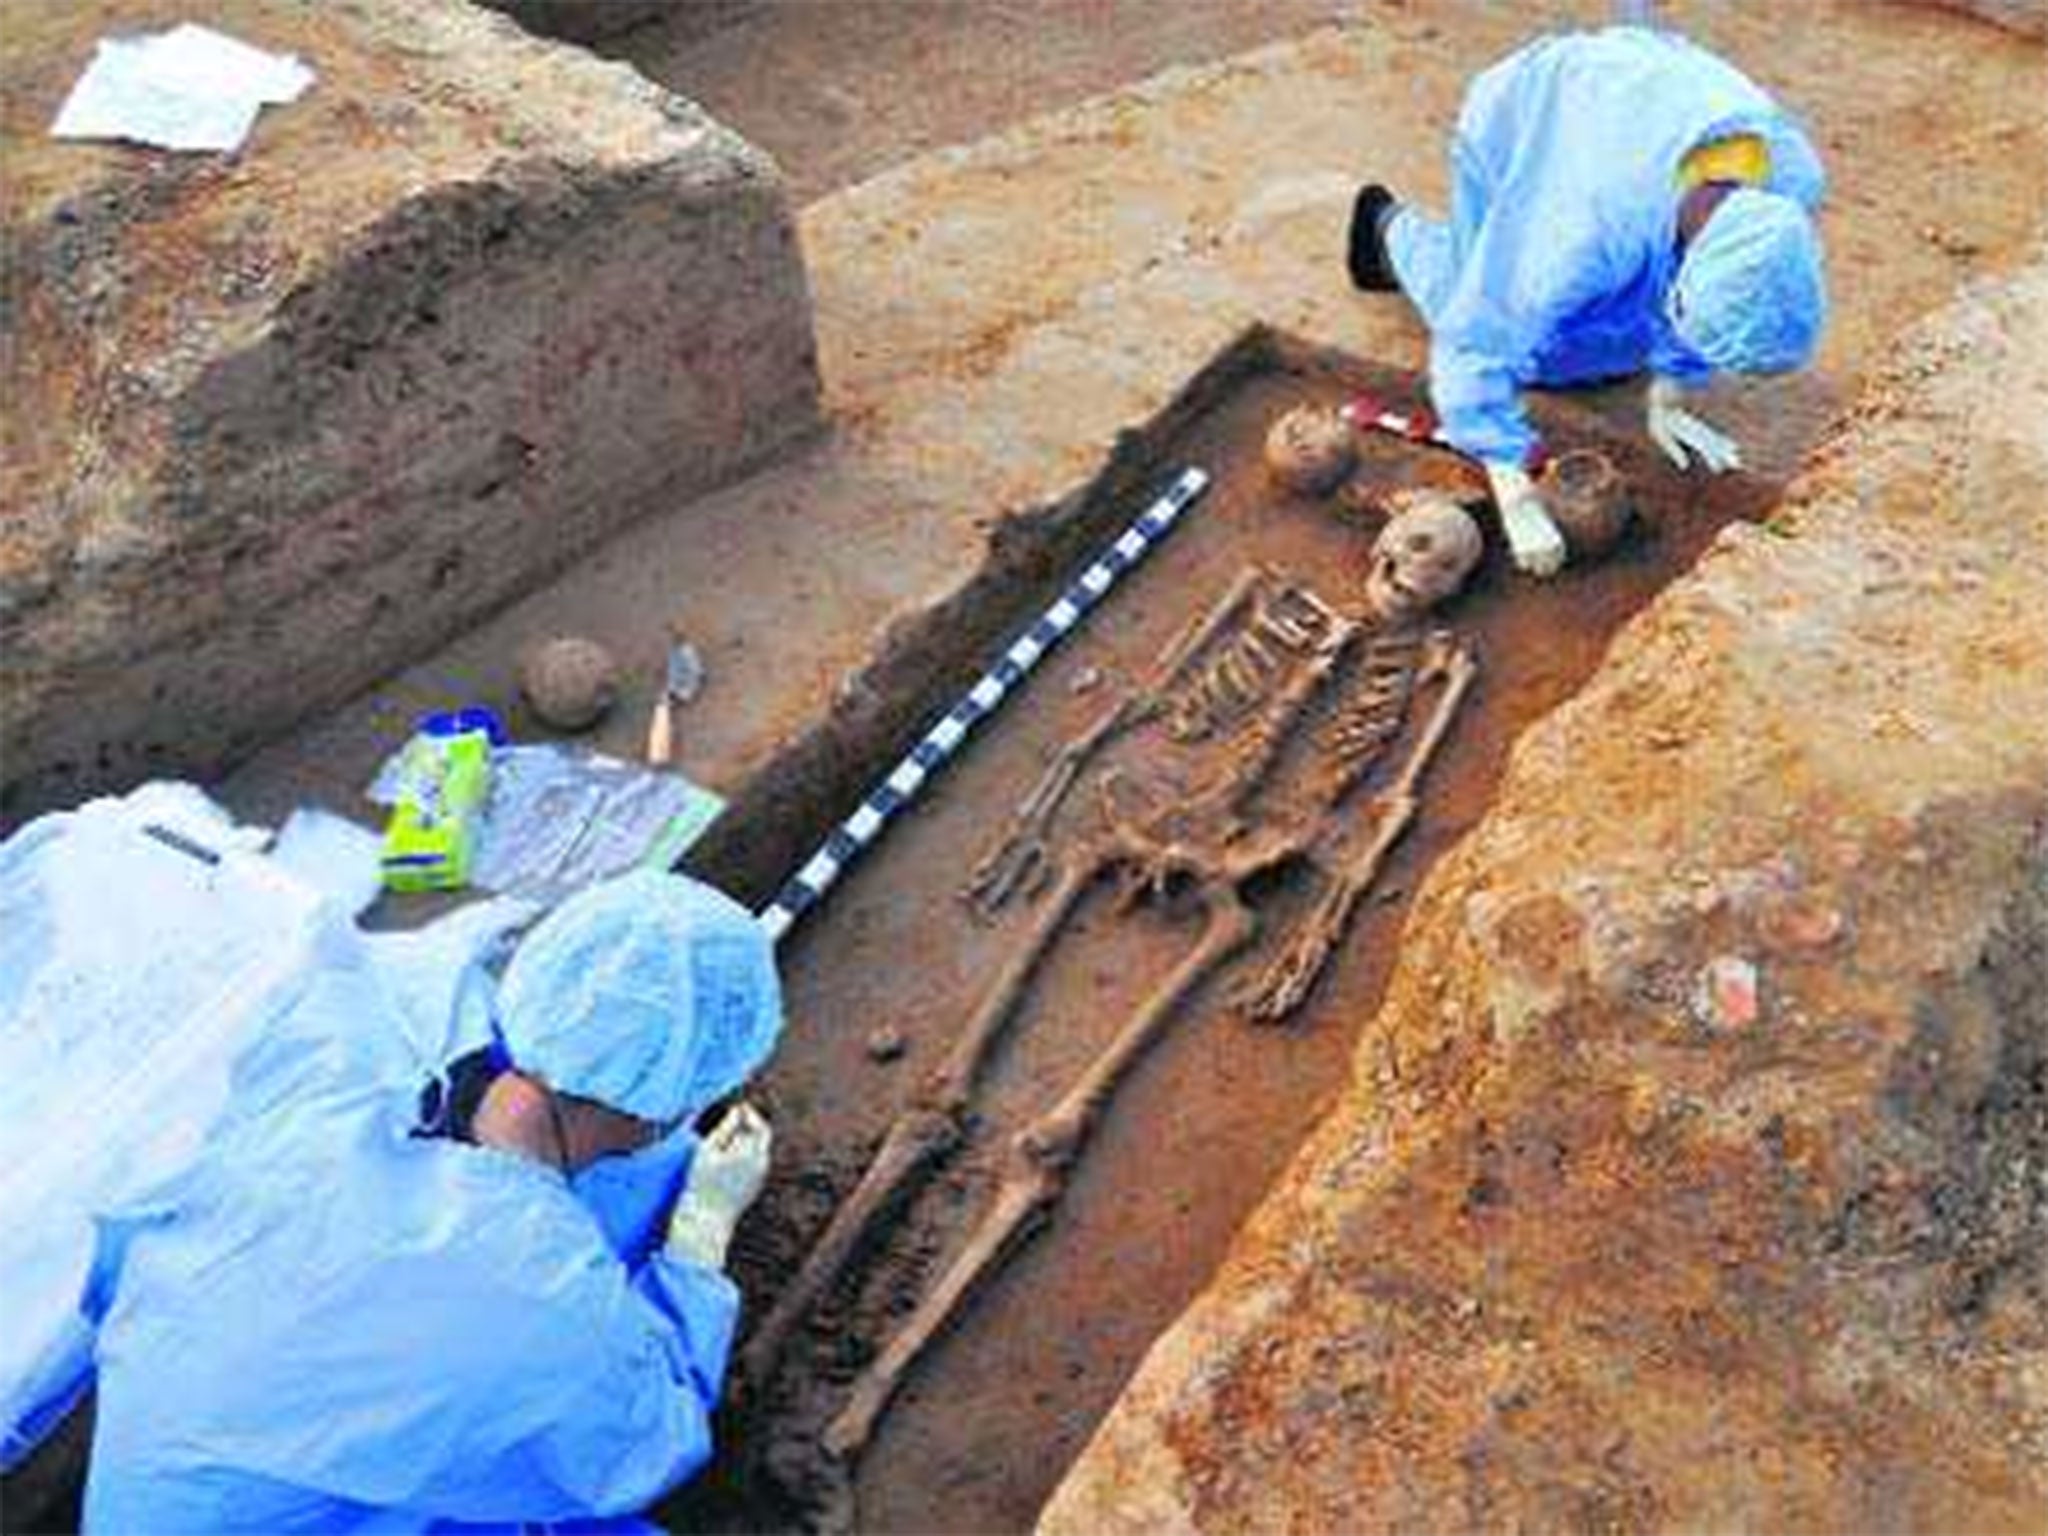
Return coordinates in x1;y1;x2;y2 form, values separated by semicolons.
742;484;1489;1466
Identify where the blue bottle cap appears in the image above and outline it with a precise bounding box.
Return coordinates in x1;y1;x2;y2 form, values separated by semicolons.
417;705;507;745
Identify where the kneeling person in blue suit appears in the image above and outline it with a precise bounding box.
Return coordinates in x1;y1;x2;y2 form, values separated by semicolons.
1349;26;1827;576
82;871;783;1534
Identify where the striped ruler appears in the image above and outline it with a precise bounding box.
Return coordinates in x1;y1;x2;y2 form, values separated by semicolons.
757;466;1210;945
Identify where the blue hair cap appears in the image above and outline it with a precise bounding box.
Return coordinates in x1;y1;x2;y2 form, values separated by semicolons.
498;870;781;1124
1672;187;1826;375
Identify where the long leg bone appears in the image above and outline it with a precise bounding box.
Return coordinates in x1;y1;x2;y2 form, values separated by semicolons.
759;571;1284;1391
822;860;1272;1463
1244;636;1478;1023
740;854;1104;1393
965;567;1266;917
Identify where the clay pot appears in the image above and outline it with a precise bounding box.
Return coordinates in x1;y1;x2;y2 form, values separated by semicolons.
1263;405;1359;497
1539;448;1635;561
518;635;619;732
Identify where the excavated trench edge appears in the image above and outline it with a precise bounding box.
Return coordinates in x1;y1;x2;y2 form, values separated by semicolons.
682;322;1753;934
4;326;1773;1533
667;326;1782;1533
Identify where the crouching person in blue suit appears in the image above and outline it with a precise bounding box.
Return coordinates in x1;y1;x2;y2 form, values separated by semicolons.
81;871;783;1534
1349;26;1828;577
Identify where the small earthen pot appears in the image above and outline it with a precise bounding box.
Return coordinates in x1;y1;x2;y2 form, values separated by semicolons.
518;635;619;732
1262;404;1359;497
1539;448;1635;561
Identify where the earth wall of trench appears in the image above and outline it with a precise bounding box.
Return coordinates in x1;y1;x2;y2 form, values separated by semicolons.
0;0;819;820
1042;255;2048;1534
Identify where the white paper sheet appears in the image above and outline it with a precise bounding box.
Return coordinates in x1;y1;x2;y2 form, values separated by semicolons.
369;741;728;903
51;23;314;153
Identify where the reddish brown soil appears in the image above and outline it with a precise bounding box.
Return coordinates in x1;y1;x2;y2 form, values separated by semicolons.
600;0;1355;204
8;6;2041;1532
663;355;1775;1535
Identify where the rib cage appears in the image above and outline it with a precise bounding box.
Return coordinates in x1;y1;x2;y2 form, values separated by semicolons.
1317;624;1427;804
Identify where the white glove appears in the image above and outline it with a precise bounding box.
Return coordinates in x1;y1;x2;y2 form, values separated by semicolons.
1483;460;1566;578
665;1102;773;1270
1646;376;1742;474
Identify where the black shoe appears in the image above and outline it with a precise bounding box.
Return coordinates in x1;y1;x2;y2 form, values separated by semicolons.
1347;183;1400;292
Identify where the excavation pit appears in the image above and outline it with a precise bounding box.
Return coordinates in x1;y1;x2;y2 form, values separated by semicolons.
669;328;1778;1535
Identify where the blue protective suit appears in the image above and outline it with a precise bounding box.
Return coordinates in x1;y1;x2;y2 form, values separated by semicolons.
78;905;743;1535
1385;27;1825;464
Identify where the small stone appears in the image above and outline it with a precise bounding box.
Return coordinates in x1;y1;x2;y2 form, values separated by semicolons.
1692;955;1761;1032
1070;665;1104;695
864;1027;907;1064
1763;900;1846;953
1622;1081;1662;1138
517;635;619;732
1921;224;1983;259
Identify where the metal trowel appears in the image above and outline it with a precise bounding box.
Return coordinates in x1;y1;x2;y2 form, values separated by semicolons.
644;629;704;766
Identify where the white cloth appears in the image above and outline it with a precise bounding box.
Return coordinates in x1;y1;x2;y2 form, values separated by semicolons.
0;784;528;1469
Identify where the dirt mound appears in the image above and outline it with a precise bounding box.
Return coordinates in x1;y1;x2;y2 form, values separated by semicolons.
0;0;817;822
1041;257;2048;1534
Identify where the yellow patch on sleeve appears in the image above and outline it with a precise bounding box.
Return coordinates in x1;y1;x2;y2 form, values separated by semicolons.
1679;133;1771;191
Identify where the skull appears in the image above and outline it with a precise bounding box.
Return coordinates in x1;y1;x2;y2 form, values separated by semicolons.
1362;490;1484;622
1263;404;1358;497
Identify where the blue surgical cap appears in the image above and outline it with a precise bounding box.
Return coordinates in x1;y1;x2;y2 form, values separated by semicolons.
1670;187;1826;376
497;870;782;1124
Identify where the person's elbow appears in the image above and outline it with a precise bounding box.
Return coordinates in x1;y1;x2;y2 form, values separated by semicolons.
580;1405;717;1518
541;1344;722;1516
1431;345;1536;465
524;1265;743;1516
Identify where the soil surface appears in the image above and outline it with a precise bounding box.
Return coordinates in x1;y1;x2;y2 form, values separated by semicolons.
0;0;814;822
216;2;2047;830
660;351;1773;1535
1042;249;2048;1536
172;5;2041;1535
598;0;1361;204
